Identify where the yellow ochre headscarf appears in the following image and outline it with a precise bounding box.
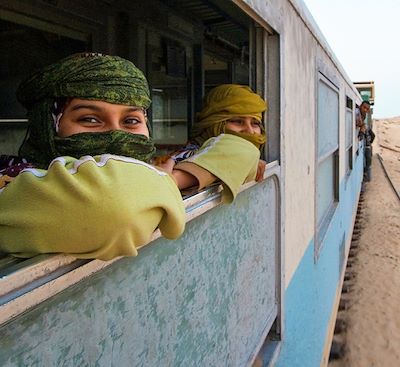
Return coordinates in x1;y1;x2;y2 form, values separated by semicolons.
191;84;267;149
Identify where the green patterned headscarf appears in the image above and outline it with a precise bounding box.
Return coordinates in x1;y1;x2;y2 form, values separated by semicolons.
17;53;155;167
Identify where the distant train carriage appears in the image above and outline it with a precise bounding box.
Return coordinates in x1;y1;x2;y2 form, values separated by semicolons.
0;0;366;366
354;80;375;128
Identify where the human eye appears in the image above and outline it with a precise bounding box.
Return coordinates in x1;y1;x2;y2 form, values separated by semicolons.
125;117;140;124
252;120;262;127
227;118;243;125
124;117;143;127
79;116;100;124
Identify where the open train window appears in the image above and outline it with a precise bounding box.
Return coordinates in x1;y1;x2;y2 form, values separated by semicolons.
143;0;261;157
0;18;88;155
0;2;282;366
345;96;354;175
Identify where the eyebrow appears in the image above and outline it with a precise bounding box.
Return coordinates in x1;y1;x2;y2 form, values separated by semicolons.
71;104;143;113
228;117;260;122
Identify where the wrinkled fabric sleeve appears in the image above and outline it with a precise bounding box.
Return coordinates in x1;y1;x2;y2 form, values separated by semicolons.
174;134;260;203
0;155;185;260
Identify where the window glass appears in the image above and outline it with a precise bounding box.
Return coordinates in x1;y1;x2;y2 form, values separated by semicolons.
148;35;189;147
152;87;188;145
345;109;353;149
203;35;250;94
0;18;87;155
0;19;87;120
204;53;230;94
232;58;250;85
317;79;339;158
316;74;339;240
316;154;335;226
345;146;352;174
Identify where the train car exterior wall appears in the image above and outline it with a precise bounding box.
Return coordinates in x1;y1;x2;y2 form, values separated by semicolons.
240;0;363;365
0;0;363;366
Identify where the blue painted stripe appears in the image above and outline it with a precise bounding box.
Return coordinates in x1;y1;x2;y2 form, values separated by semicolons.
275;152;363;366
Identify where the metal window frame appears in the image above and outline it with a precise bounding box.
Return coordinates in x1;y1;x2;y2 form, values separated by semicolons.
345;101;354;175
314;72;340;259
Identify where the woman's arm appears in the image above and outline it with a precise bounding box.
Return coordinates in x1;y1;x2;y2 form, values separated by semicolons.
0;155;185;260
173;134;260;203
171;169;199;189
155;157;201;190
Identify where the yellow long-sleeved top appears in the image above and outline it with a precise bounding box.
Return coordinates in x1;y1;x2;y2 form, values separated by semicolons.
174;134;260;203
0;154;185;260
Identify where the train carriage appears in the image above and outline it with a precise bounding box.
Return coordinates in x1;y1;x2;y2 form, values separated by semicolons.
0;0;365;366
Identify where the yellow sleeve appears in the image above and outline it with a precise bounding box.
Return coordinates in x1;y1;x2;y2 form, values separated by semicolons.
0;155;185;260
174;134;259;203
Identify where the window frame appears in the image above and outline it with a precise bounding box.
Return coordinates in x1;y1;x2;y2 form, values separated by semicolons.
315;72;340;256
344;96;354;176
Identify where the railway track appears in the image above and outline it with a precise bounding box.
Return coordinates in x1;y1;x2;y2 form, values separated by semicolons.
377;153;400;202
328;189;366;362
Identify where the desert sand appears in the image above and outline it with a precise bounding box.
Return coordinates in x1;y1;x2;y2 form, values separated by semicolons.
329;117;400;367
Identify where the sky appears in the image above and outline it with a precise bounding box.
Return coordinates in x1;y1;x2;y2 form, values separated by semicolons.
302;0;400;118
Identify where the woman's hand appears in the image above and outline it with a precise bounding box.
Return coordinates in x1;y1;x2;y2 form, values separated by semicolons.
154;158;199;189
154;157;176;174
256;159;266;182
